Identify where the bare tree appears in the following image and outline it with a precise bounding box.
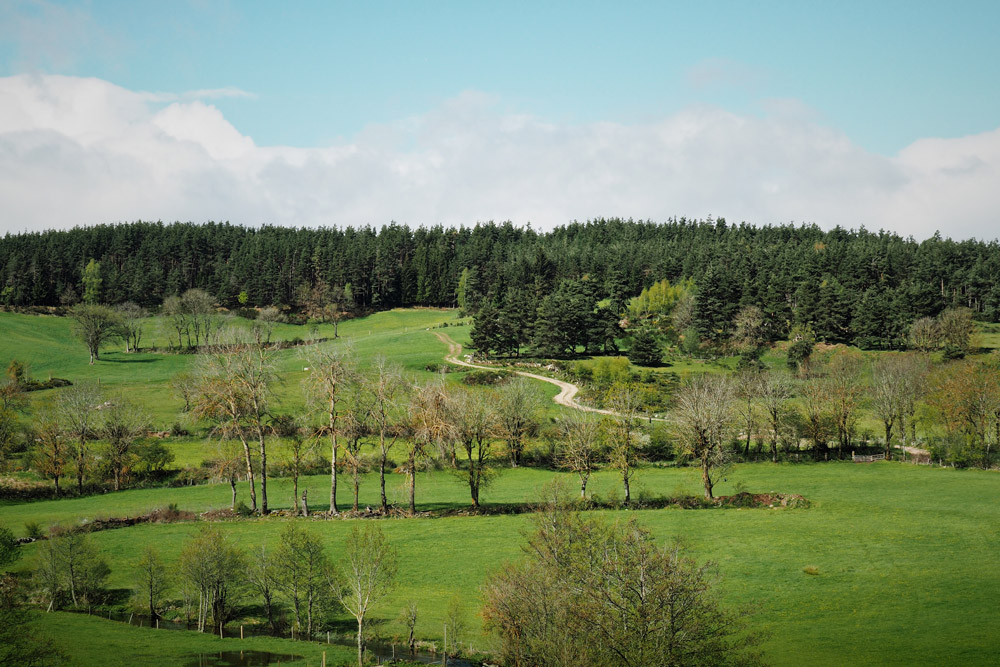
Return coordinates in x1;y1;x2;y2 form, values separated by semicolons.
341;387;373;512
825;349;864;459
401;600;418;656
758;371;793;463
181;288;217;347
365;356;407;513
482;485;762;667
193;328;277;513
135;545;169;620
171;372;199;413
557;411;604;498
938;306;975;355
333;523;398;667
732;369;763;457
282;422;313;515
799;376;833;460
494;378;543;467
31;414;67;497
303;345;355;513
100;395;150;491
277;524;331;636
909;316;941;352
896;354;930;449
407;379;451;514
162;295;190;350
870;355;911;458
69;303;120;364
605;383;644;505
247;545;280;632
210;440;245;511
448;388;500;508
57;382;101;494
256;306;282;345
115;302;146;353
673;374;734;500
178;526;245;633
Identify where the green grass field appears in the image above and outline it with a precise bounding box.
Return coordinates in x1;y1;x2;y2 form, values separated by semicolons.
4;463;999;666
3;309;999;665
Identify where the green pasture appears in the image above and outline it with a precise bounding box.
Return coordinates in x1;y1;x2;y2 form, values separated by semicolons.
30;611;353;666
4;463;999;666
0;308;461;428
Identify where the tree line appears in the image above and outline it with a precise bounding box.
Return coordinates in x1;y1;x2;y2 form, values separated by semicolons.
4;219;1000;350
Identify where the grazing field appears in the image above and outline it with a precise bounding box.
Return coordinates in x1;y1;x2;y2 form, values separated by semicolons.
3;308;999;665
4;463;998;666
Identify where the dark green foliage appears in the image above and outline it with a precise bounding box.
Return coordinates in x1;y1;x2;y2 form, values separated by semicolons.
461;370;511;386
1;219;997;353
627;327;663;366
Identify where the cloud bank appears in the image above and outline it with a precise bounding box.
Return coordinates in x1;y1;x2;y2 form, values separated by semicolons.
1;74;998;241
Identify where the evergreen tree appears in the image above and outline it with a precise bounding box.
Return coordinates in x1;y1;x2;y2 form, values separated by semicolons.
627;328;662;366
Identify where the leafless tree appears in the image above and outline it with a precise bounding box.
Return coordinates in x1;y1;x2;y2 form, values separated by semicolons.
758;371;793;463
171;371;199;413
193;328;277;513
134;545;169;620
938;306;976;354
448;388;501;508
365;356;408;513
909;316;941;352
178;526;245;632
341;387;373;512
100;395;150;491
277;524;331;636
798;376;833;459
31;414;67;497
824;349;865;459
181;288;217;347
116;302;146;353
332;523;397;667
732;370;763;457
302;344;355;513
494;378;543;467
870;355;913;458
210;440;245;511
605;383;644;505
247;545;279;632
69;303;120;364
673;374;735;499
57;382;102;494
407;379;451;514
162;295;190;350
556;412;604;498
282;422;313;514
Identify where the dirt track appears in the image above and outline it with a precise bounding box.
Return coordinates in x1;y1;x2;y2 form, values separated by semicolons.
433;331;652;419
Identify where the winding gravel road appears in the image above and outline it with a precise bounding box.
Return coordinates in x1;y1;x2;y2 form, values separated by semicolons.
433;330;646;419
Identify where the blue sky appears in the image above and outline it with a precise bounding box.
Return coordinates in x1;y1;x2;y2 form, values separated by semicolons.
1;1;999;239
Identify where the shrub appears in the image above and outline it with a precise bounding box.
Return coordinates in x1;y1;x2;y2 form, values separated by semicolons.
24;521;43;539
462;369;511;386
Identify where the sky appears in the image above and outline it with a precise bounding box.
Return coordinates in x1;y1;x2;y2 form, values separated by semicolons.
1;0;999;241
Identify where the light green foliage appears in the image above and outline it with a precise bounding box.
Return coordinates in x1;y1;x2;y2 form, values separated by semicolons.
81;259;102;304
626;277;695;323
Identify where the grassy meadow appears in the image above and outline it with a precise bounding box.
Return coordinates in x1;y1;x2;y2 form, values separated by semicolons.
1;308;999;665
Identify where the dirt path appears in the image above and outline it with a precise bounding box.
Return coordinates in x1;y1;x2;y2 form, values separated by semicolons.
432;331;661;420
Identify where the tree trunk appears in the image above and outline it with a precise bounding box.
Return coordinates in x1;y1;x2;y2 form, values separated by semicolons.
230;478;237;510
357;618;364;667
883;422;893;459
292;471;299;513
702;457;714;500
352;468;360;511
259;429;268;514
240;438;257;512
379;455;388;512
623;473;631;506
408;452;416;515
580;476;587;499
330;430;339;513
54;475;60;498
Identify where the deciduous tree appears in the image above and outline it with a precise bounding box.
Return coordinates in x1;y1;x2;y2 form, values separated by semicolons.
673;375;735;499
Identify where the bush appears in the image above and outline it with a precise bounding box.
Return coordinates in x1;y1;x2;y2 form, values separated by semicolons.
24;521;43;539
462;369;511;386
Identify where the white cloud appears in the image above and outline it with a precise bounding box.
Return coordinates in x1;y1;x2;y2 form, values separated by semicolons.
0;74;998;241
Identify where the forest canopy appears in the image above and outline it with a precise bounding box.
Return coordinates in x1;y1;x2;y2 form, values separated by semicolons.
2;218;998;350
